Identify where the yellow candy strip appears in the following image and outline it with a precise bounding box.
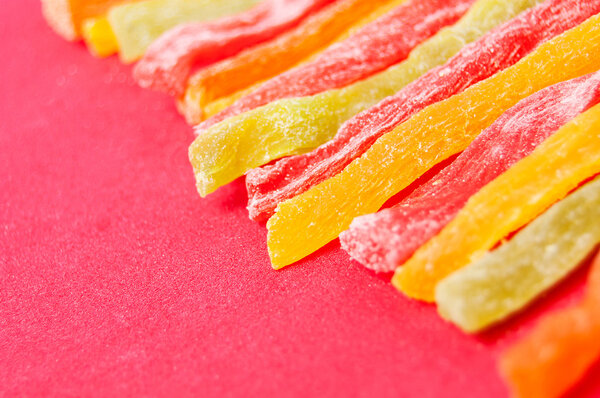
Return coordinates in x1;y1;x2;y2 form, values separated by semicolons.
436;170;600;333
83;0;260;62
394;105;600;302
189;0;539;196
266;14;600;269
82;16;118;57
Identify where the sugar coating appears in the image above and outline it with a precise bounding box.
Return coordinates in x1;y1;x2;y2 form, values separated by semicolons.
342;70;600;273
134;0;334;95
188;0;476;197
179;0;401;125
198;0;476;129
266;14;600;269
107;0;259;63
249;0;599;223
436;175;600;333
246;0;544;222
393;100;600;302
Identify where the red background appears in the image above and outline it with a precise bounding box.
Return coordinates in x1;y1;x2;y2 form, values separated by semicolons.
2;1;600;396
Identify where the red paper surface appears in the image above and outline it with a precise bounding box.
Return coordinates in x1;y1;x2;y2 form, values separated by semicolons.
2;2;600;396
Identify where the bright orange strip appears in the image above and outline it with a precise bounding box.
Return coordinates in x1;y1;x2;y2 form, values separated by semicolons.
500;251;600;398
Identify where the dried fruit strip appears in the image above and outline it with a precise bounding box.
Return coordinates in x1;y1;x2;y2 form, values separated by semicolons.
134;0;337;95
266;15;600;269
341;70;600;273
41;0;125;41
499;250;600;398
392;102;600;301
107;0;260;63
197;0;476;129
249;0;591;222
189;0;483;197
189;0;402;124
436;174;600;333
179;0;402;124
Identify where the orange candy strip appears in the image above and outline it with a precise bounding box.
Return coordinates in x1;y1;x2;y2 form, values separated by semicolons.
178;0;402;124
41;0;126;41
500;251;600;398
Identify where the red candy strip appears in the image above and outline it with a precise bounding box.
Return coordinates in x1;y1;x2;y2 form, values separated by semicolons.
246;0;600;223
134;0;336;95
500;250;600;398
197;0;475;130
341;71;600;272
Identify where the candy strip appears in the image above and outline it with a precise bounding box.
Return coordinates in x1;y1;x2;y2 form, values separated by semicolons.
248;0;599;223
190;0;503;198
41;0;125;41
266;15;600;269
107;0;260;63
178;0;402;124
392;103;600;301
499;250;600;398
341;70;600;273
82;0;259;62
134;0;337;95
197;0;476;129
436;175;600;332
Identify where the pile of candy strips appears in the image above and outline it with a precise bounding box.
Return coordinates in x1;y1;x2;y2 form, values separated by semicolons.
42;0;600;396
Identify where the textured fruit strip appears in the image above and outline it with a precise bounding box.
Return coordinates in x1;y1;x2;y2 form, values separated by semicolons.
190;0;492;198
187;0;399;125
178;0;402;125
109;0;260;63
248;0;591;223
81;0;260;61
197;0;476;129
266;14;600;269
41;0;125;41
392;101;600;302
341;70;600;273
82;16;119;57
499;249;600;398
436;175;600;333
180;0;404;125
134;0;337;96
